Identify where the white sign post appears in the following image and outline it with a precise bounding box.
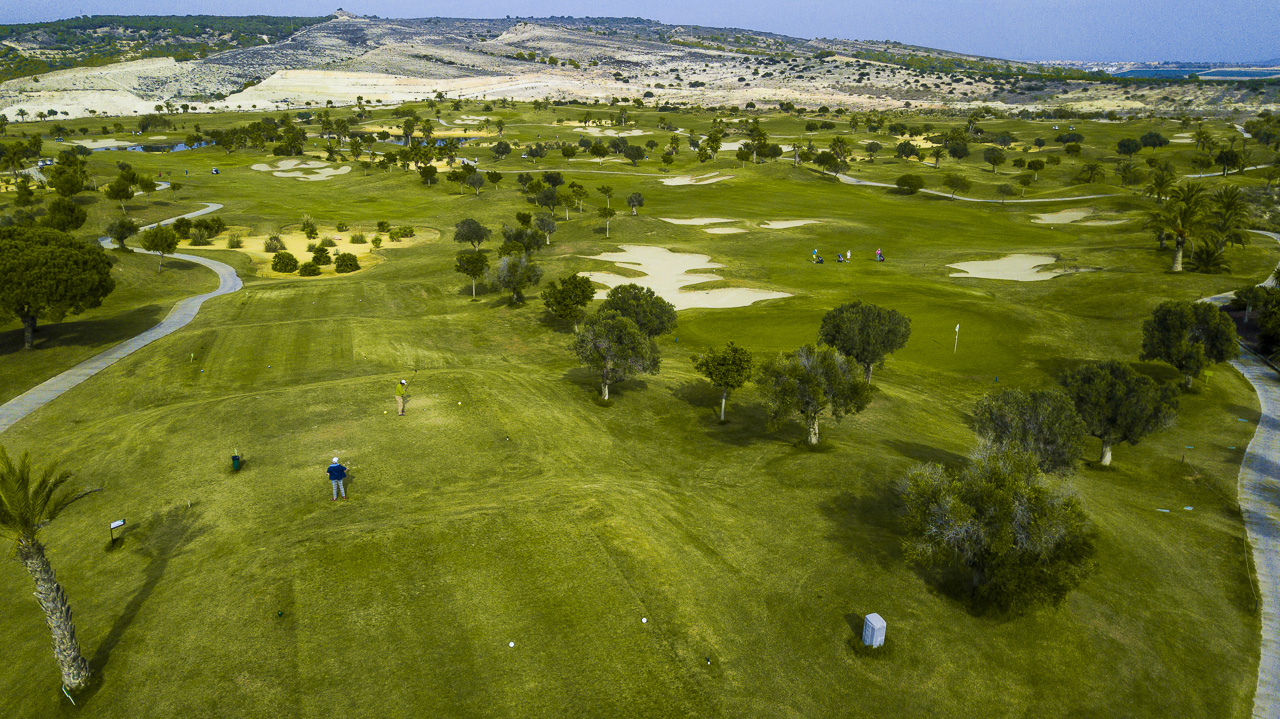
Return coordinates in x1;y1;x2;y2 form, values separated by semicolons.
109;519;125;543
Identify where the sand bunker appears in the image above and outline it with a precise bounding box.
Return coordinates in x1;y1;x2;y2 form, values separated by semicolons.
705;228;747;234
1171;133;1195;144
948;254;1069;281
761;220;820;229
148;135;169;140
1030;208;1128;226
576;126;648;138
251;159;352;181
661;173;732;186
581;245;792;310
659;217;737;225
68;138;135;149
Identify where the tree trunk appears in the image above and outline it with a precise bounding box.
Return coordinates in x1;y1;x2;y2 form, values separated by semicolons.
22;314;36;349
601;381;609;400
1184;373;1195;389
806;414;820;445
720;390;727;421
1171;241;1184;272
471;278;476;298
863;364;873;383
1099;442;1112;466
631;207;637;216
17;538;91;690
158;254;164;273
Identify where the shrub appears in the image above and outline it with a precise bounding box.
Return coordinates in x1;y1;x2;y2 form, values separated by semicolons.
312;246;332;265
320;237;337;248
896;174;925;194
264;235;286;253
305;242;318;253
189;228;211;246
335;220;349;231
397;225;415;238
334;252;361;273
371;236;383;248
298;261;321;276
388;227;403;241
172;216;192;238
272;251;299;273
376;220;391;233
349;232;367;244
226;233;243;249
300;215;318;239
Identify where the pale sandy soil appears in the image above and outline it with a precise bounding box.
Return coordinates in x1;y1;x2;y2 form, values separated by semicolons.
948;254;1072;281
705;228;747;234
581;244;791;310
760;220;820;229
661;173;732;186
659;217;736;225
216;226;432;277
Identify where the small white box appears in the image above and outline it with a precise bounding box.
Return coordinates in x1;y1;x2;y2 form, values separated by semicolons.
862;613;886;648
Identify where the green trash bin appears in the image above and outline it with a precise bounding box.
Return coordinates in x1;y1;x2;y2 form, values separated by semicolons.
232;455;241;472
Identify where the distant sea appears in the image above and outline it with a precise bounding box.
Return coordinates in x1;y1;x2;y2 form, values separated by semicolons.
1113;66;1280;79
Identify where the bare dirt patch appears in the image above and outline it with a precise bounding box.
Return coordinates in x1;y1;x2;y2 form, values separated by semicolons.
581;245;791;310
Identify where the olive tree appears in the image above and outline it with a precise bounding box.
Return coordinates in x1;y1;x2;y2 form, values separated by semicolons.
0;227;115;349
490;252;543;304
600;284;676;337
1139;300;1238;388
972;388;1086;474
756;344;873;445
817;301;912;382
692;341;754;421
570;310;661;400
543;273;595;330
139;225;178;271
453;218;491;252
899;445;1096;614
1058;360;1178;466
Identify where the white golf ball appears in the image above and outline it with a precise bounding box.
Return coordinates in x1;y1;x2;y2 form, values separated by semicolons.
508;641;514;648
642;618;647;623
458;402;462;405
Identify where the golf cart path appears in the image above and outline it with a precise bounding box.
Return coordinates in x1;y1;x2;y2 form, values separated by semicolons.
0;203;236;436
1205;230;1280;718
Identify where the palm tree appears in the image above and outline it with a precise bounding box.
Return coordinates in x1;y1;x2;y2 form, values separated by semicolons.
0;448;100;691
1192;126;1212;151
1146;182;1210;272
1187;239;1231;274
1144;170;1176;202
1212;185;1251;248
1080;162;1106;183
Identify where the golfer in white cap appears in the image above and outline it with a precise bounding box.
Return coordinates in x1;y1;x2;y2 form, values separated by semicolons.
394;378;408;416
326;457;348;500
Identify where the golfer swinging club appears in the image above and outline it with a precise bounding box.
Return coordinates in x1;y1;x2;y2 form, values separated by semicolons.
395;378;409;416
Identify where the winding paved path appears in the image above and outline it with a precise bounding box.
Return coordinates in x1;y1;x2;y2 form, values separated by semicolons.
1205;230;1280;718
0;203;238;435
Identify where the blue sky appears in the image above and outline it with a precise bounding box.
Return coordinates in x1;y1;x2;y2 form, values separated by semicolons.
3;1;1277;63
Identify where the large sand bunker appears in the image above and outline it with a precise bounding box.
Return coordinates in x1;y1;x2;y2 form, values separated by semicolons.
705;228;747;234
948;254;1073;281
251;159;352;181
661;173;732;186
68;139;135;149
761;220;820;229
581;245;792;310
1030;208;1128;226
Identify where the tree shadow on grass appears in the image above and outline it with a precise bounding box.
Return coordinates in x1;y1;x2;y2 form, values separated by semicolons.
882;439;967;468
0;305;166;356
560;366;648;405
77;503;207;705
818;484;905;571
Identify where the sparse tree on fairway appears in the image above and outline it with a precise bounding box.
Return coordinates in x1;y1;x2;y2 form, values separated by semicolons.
818;301;912;382
1140;132;1169;152
626;192;645;216
140;225;178;271
570;309;660;400
973;388;1086;474
692;341;754;421
899;445;1096;614
1139;300;1238;388
0;227;115;349
983;147;1007;173
597;185;614;207
454;218;490;252
485;170;503;189
896;174;924;194
947;142;970;163
542;273;595;330
865;141;882;162
598;206;617;237
535;213;557;245
1027;159;1045;181
1058;360;1178;465
491;252;543;304
105;217;138;250
464;172;485;194
0;448;100;691
756;344;872;445
1116;138;1142;157
943;172;971;198
600;283;677;337
454;251;488;297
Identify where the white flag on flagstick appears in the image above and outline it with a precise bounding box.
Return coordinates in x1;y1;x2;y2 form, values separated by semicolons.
955;324;960;331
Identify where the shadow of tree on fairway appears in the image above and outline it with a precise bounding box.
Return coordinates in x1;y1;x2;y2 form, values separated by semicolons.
819;486;905;571
0;305;167;357
560;366;648;403
882;439;967;468
79;503;207;703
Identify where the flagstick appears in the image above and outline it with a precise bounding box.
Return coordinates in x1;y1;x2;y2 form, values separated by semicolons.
954;324;959;353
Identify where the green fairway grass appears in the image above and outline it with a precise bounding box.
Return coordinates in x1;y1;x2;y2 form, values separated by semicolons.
1;102;1276;717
